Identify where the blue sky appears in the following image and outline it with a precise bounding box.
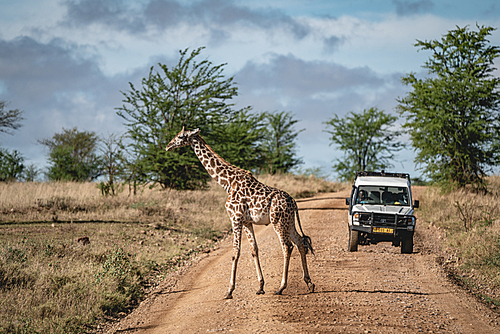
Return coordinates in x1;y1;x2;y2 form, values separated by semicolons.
1;0;499;180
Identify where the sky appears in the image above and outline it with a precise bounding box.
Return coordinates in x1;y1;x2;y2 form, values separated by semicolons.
1;0;499;180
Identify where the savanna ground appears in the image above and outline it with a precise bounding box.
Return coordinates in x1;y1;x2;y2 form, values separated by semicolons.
1;175;500;333
0;174;340;333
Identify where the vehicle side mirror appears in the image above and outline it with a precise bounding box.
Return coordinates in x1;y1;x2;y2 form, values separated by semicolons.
346;198;351;205
413;200;419;208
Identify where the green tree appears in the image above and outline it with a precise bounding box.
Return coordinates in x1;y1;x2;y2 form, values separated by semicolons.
116;47;242;189
324;107;403;182
260;111;304;174
22;163;41;182
40;127;102;181
0;100;24;135
98;133;127;196
0;148;24;182
397;25;500;190
209;108;266;172
0;100;25;182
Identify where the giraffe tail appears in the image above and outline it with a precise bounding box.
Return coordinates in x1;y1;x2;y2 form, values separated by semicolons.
295;208;315;255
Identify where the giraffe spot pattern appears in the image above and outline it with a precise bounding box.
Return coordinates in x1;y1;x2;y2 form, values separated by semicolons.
165;129;314;298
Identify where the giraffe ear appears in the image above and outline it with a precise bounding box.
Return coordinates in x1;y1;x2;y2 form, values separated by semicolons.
192;128;200;135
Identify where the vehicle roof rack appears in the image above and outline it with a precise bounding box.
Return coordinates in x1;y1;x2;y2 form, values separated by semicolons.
355;171;411;183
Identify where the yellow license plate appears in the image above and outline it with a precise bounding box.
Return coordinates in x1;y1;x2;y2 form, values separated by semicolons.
373;227;393;234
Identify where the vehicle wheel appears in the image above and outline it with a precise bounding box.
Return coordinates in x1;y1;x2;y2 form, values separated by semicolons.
392;235;401;247
392;237;401;247
401;232;413;254
348;226;359;252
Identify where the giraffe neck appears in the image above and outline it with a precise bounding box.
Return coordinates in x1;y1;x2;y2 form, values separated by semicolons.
190;135;247;193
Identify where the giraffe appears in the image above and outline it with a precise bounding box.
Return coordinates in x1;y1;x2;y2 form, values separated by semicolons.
166;127;315;299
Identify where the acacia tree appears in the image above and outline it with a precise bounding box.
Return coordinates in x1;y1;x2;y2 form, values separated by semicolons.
116;47;242;189
0;100;26;181
208;108;266;172
99;133;126;195
0;100;24;135
397;25;500;190
0;148;24;182
22;163;40;182
260;111;304;174
324;107;403;182
40;127;102;181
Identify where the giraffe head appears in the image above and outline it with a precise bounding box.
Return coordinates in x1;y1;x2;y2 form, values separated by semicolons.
166;127;201;151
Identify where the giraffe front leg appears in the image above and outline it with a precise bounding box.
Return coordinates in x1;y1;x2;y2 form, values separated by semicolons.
243;223;265;295
225;223;242;299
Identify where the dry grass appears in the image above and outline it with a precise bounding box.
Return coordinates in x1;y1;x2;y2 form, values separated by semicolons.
418;176;500;305
0;181;225;225
0;174;344;224
0;182;229;334
0;173;343;333
257;173;346;198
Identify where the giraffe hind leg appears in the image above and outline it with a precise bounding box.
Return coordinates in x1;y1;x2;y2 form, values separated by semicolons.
292;230;315;293
275;241;293;295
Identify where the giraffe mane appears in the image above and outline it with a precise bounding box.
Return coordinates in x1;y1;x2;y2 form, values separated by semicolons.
196;134;253;176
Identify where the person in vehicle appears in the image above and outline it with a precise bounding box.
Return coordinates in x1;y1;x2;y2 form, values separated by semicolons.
357;190;368;204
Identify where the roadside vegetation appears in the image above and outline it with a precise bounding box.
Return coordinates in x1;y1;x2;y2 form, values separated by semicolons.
0;174;343;334
418;176;500;307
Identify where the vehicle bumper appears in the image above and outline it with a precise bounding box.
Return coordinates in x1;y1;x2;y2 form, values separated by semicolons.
351;225;414;235
349;211;416;236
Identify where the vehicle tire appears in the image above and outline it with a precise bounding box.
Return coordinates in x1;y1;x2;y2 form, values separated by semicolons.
392;237;401;247
348;226;359;252
401;232;413;254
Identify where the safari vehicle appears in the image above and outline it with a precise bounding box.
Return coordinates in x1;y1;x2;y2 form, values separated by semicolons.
346;171;419;254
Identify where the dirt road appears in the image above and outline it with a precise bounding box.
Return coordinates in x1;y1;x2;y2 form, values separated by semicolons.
107;190;499;333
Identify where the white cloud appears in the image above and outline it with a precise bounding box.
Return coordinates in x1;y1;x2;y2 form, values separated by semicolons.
1;0;500;178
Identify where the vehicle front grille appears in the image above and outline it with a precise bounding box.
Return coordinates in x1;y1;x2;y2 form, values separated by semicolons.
358;213;409;227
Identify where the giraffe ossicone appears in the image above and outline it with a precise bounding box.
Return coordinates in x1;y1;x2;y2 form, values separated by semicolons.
166;127;315;299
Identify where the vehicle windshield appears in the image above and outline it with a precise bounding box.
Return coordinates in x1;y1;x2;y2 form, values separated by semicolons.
355;186;410;206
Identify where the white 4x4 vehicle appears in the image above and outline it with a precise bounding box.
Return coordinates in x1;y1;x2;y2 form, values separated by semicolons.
346;171;419;254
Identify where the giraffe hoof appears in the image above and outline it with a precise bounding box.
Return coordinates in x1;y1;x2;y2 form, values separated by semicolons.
274;290;283;295
224;293;233;299
308;283;315;293
256;290;265;295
